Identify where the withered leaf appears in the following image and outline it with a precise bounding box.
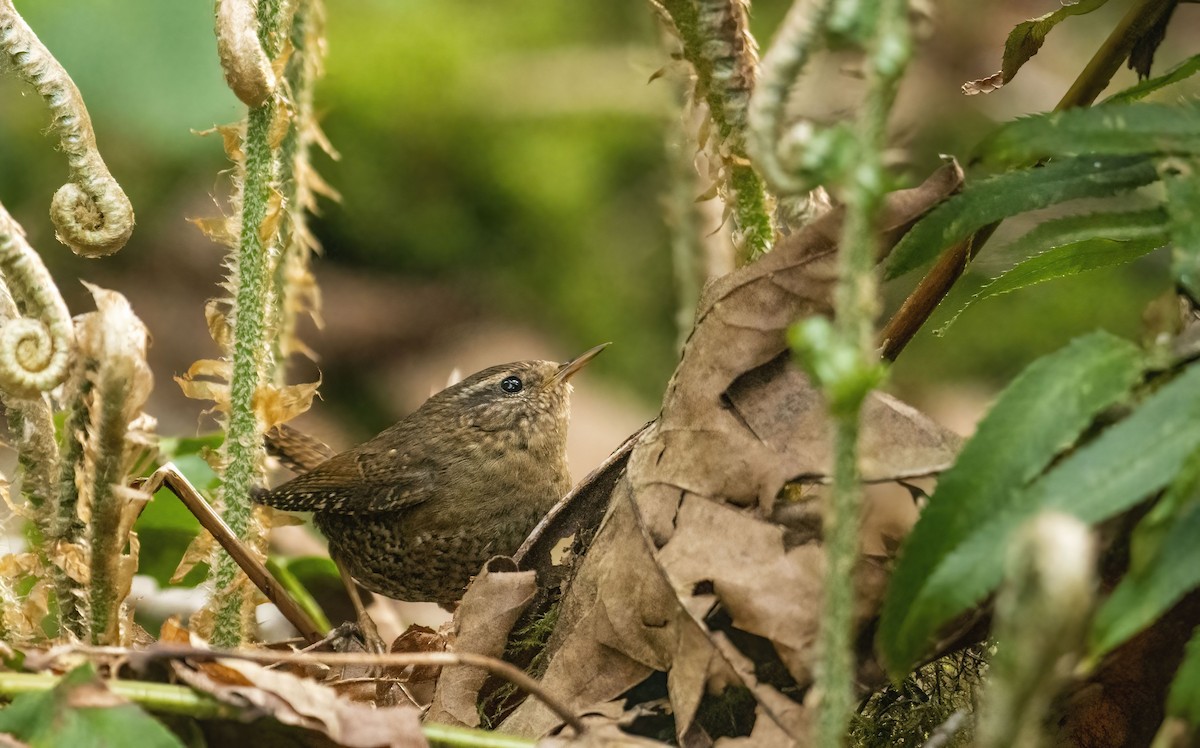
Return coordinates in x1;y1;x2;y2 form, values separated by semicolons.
175;654;427;747
490;164;964;742
390;624;447;685
1127;0;1178;79
188;215;237;248
500;483;675;738
160;618;253;686
630;161;963;515
427;564;537;728
204;300;232;350
254;378;321;431
170;531;214;584
655;495;824;684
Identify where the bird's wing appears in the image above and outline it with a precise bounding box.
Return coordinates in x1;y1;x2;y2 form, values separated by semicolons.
256;444;437;514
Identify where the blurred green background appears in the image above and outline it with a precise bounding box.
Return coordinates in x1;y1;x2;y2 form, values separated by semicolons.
1;0;1197;444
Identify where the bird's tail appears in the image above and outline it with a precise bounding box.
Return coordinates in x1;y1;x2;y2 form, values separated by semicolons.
265;423;335;474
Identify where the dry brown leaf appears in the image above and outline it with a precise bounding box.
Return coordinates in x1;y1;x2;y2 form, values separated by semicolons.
160;618;254;686
302;160;342;203
254;378;321;431
204;300;233;350
491;164;965;742
183;358;232;380
258;187;285;245
632;162;963;517
656;496;824;684
962;70;1005;96
390;624;447;685
620;165;962;739
188;215;237;248
176;656;428;747
724;356;960;492
427;563;537;727
175;357;233;414
217;122;245;162
0;555;53;642
47;541;89;585
500;483;677;738
170;532;214;584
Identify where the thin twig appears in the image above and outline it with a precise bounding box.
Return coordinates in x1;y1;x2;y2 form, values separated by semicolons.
29;642;587;735
879;228;995;360
877;0;1176;361
137;464;326;645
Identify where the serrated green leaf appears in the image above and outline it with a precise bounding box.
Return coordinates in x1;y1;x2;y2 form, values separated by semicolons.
886;357;1200;675
1103;53;1200;105
879;332;1144;675
885;155;1159;279
1163;158;1200;301
1033;361;1200;518
937;209;1170;334
976;102;1200;168
1168;628;1200;724
0;664;184;748
1089;458;1200;657
960;0;1111;94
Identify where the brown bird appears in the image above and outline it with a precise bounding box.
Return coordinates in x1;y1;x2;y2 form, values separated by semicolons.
256;344;608;605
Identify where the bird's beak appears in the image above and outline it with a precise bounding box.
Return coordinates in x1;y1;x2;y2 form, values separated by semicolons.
547;343;610;388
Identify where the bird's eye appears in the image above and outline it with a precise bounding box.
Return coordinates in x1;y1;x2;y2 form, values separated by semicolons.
500;376;523;394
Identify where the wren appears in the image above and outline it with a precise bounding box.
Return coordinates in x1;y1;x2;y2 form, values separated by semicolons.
256;344;608;605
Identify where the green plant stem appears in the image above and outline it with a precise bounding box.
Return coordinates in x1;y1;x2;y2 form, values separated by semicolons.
87;372;132;645
665;102;710;350
54;375;92;640
424;723;535;748
0;672;238;720
0;672;537;746
213;0;288;648
657;0;774;264
816;2;909;746
746;0;833;195
1057;0;1177;110
818;418;862;746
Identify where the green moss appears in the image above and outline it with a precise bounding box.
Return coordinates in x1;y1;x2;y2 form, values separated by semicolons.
695;684;757;740
477;603;562;730
849;646;986;748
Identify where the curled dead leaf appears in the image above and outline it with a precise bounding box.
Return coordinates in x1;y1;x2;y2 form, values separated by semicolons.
175;358;233;413
188;215;238;249
962;70;1005;96
254;378;321;431
428;563;537;727
204;300;233;350
171;532;215;584
175;655;427;747
258;187;285;245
